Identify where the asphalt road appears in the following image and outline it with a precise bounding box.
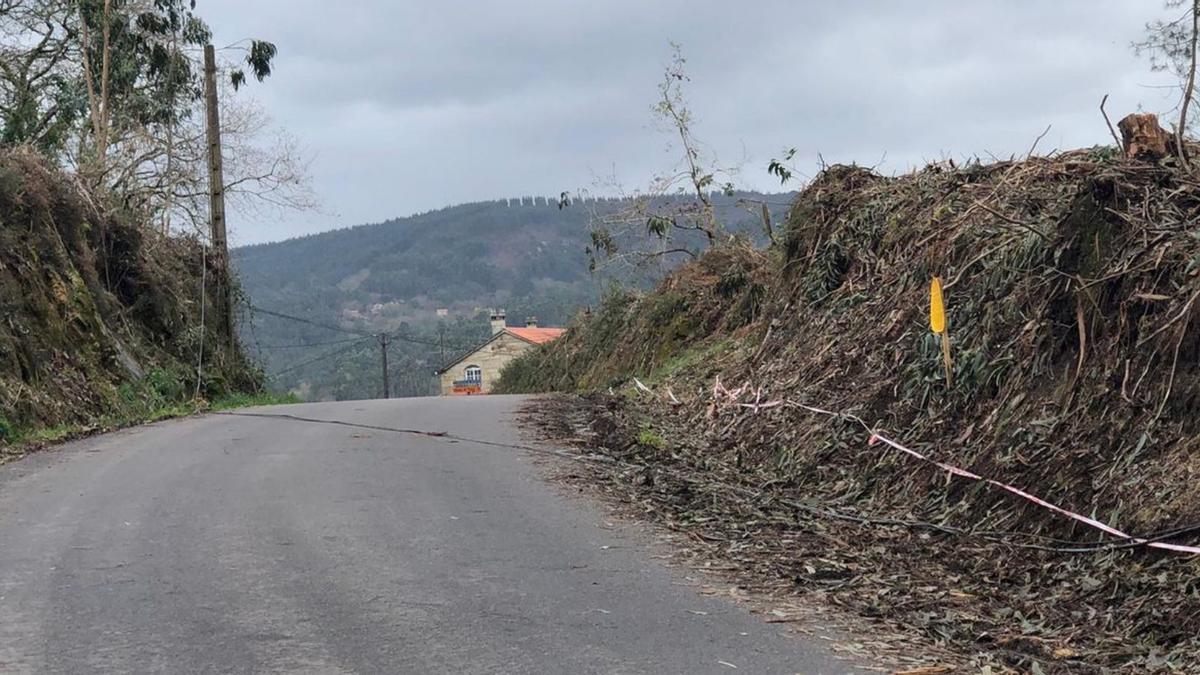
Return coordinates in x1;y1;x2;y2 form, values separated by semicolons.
0;396;863;674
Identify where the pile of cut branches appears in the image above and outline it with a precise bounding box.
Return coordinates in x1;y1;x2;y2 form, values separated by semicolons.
509;146;1200;672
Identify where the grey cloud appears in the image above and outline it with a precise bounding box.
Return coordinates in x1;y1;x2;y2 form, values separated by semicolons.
203;0;1180;245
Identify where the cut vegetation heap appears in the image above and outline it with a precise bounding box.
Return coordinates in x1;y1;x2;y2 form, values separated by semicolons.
0;149;262;456
498;143;1200;671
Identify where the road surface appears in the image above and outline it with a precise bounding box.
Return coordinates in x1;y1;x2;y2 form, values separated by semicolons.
0;396;862;674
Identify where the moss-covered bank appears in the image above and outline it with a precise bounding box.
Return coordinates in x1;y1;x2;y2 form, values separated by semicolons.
0;149;263;450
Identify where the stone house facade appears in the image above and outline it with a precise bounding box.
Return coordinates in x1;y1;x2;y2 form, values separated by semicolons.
437;311;564;395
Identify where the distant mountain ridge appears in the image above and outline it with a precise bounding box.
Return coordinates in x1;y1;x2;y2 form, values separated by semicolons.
233;191;794;401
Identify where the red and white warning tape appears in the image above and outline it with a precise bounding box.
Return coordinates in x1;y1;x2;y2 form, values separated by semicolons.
638;376;1200;555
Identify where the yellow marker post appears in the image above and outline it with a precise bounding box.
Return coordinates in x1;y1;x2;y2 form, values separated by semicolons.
930;276;953;388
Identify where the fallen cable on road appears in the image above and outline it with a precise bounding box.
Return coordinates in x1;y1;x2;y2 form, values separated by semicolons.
214;410;620;466
223;404;1200;555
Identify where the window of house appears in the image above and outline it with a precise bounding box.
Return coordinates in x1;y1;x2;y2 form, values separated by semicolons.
464;365;482;383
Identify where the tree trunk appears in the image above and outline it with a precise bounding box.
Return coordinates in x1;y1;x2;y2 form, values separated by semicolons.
1178;0;1199;167
1118;113;1175;161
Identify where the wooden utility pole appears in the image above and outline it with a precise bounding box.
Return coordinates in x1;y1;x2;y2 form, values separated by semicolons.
379;333;391;399
438;323;447;365
204;44;235;350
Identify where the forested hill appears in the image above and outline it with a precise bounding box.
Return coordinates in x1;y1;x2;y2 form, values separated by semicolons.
233;191;793;401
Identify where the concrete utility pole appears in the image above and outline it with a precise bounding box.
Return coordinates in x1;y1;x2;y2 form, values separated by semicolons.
203;44;234;350
379;333;391;399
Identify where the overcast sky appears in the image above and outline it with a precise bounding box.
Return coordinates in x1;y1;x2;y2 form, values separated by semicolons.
203;1;1180;246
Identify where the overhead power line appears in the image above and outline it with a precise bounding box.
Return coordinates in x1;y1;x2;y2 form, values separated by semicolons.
256;337;366;350
248;304;375;337
271;337;374;377
249;304;478;349
250;304;487;398
385;329;477;350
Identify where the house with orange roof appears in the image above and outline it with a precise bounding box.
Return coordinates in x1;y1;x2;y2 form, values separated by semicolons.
436;310;564;395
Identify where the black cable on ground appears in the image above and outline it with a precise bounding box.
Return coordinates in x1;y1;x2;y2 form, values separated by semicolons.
213;410;1200;556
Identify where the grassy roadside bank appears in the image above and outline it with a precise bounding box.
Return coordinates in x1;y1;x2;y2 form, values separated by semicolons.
0;389;298;466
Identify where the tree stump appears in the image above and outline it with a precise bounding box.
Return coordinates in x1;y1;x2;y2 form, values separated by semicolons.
1118;113;1174;161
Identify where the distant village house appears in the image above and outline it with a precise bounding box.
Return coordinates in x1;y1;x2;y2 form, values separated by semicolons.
437;310;563;395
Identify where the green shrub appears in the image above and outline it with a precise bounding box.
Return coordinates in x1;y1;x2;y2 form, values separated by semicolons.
636;428;666;450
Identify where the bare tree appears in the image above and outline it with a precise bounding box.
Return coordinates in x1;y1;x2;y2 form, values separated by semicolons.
97;82;315;237
584;43;739;273
3;1;309;232
0;0;80;154
0;0;312;241
651;43;724;245
77;0;112;164
1134;0;1200;165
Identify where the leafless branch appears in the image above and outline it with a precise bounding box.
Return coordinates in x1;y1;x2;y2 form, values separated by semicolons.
1101;94;1124;154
